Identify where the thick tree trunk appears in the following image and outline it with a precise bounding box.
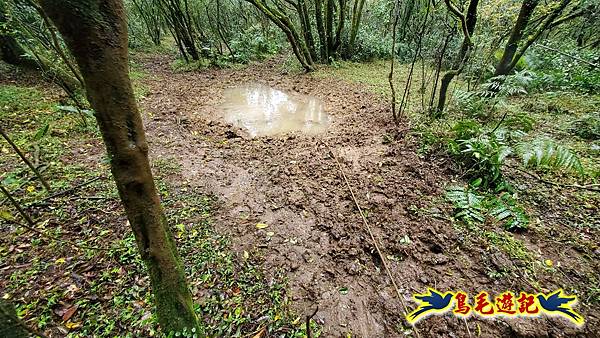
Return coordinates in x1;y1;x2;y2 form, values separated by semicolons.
494;0;539;76
0;301;28;338
39;0;199;333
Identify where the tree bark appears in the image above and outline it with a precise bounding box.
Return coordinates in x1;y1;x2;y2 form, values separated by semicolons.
0;2;38;68
315;0;328;61
435;0;478;116
325;0;334;60
39;0;199;333
348;0;366;52
298;0;317;62
494;0;539;76
245;0;314;71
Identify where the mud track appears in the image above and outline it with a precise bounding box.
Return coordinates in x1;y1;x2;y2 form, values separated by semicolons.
136;55;597;337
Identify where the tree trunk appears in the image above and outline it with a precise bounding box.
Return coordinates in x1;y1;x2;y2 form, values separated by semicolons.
435;70;457;116
348;0;366;52
325;0;334;59
0;34;38;69
298;0;317;62
245;0;314;71
506;0;572;74
315;0;328;61
494;0;539;76
333;0;346;52
0;2;38;69
39;0;199;333
435;0;479;116
0;301;28;338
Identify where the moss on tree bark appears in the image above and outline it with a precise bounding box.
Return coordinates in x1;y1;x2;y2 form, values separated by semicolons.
39;0;199;333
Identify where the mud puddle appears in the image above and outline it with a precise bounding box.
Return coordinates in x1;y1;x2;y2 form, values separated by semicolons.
221;82;330;137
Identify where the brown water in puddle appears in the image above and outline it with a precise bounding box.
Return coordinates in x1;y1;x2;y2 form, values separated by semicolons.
221;83;330;137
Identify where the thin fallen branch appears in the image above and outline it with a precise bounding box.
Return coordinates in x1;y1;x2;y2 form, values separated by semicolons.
320;140;420;336
37;176;103;203
0;184;36;227
6;218;116;252
512;166;600;192
0;126;51;191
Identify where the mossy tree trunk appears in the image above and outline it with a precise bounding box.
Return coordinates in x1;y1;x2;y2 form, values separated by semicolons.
315;0;329;61
0;2;37;69
38;0;199;333
494;0;539;76
348;0;366;53
495;0;574;76
245;0;315;71
434;0;479;116
0;301;28;338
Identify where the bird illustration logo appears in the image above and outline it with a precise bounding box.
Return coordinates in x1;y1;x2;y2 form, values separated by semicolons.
537;289;584;326
406;288;454;324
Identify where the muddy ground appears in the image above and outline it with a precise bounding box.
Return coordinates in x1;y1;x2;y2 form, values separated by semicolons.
2;54;598;337
130;55;598;337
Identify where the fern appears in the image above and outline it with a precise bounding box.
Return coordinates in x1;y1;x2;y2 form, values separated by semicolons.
446;186;529;231
515;138;584;174
477;70;535;99
487;194;529;231
445;186;485;224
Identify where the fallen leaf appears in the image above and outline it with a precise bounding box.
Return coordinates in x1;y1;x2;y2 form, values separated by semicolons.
62;305;78;321
252;327;266;338
256;223;269;229
243;251;249;260
65;321;81;329
544;259;553;267
55;258;66;264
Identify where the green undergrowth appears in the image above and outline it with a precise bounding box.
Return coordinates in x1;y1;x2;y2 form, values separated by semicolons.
1;82;311;337
322;60;600;301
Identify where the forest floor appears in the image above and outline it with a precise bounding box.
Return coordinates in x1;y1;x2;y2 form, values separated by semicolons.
1;54;599;337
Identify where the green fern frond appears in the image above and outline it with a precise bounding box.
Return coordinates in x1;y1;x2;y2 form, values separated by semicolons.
445;186;485;223
487;194;529;231
515;138;584;174
478;70;534;98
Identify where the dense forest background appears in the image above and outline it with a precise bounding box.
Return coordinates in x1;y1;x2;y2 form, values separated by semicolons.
1;0;599;337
